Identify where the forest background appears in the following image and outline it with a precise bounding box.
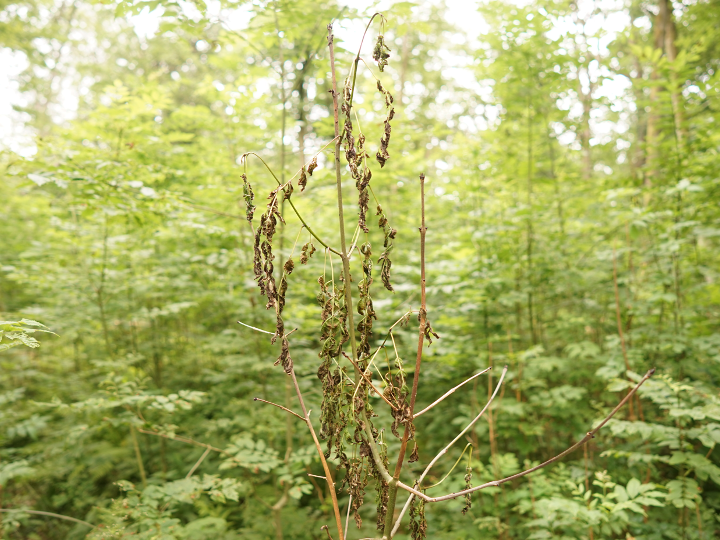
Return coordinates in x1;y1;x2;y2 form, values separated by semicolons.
1;0;720;538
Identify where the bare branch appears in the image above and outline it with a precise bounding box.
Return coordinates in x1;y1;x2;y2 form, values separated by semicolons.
414;367;492;419
288;360;344;538
383;173;431;538
238;321;275;335
253;397;306;421
397;368;655;504
138;429;227;456
0;509;94;529
320;524;334;540
186;446;211;478
344;494;352;540
391;366;507;536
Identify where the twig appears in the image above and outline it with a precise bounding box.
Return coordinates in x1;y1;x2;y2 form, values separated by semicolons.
136;428;264;474
0;509;94;528
391;366;507;537
424;443;473;489
238;320;275;335
414;367;492;419
253;397;306;421
129;425;147;489
186;446;211;478
321;524;334;540
383;173;429;538
343;352;399;410
344;494;352;540
308;474;327;480
271;486;290;512
345;13;385;111
306;468;326;504
396;368;656;504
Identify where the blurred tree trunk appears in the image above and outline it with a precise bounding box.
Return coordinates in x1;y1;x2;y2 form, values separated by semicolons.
646;0;682;188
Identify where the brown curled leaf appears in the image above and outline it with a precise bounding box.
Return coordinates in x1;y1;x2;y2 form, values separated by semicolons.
298;167;307;191
307;156;318;176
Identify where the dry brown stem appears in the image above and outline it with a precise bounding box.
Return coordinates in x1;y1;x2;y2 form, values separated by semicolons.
382;173;429;538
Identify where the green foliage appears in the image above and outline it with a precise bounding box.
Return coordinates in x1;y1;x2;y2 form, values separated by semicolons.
1;0;719;538
0;319;53;352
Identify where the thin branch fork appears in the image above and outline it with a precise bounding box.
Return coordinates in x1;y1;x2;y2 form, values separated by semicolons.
390;366;507;537
254;397;306;421
396;368;656;504
414;366;492;419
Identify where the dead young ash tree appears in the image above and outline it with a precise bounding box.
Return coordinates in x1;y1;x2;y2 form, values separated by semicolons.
237;13;654;540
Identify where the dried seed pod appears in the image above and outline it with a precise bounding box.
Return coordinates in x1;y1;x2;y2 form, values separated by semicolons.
462;465;472;514
357;168;371;233
300;241;316;264
298;167;307;191
307;156;318;176
242;174;255;222
372;34;391;72
385;363;412;440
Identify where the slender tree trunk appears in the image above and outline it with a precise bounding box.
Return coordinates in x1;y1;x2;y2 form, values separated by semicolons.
397;31;411;105
580;80;593;180
297;72;307;169
526;90;536;345
646;0;677;190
